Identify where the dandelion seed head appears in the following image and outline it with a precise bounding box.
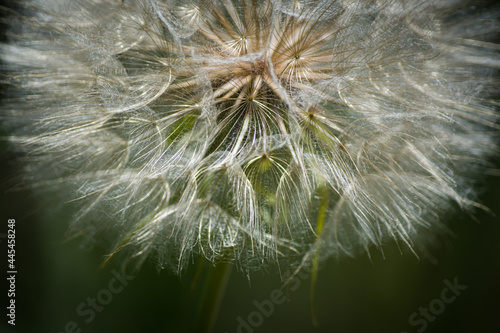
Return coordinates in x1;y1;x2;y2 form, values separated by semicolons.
2;0;498;273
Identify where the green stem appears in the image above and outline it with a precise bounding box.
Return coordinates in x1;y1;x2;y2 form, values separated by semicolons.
192;260;233;333
311;185;328;327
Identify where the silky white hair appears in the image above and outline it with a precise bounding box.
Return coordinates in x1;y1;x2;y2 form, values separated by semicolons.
1;0;498;273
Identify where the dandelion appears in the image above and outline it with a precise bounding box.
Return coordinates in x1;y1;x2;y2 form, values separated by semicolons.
1;0;498;277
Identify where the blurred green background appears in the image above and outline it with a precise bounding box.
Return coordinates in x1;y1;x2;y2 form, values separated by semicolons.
1;139;499;333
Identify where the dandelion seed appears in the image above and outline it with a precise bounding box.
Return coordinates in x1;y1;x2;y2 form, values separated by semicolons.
1;0;498;274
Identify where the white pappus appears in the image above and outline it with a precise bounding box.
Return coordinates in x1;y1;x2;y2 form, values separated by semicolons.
1;0;499;274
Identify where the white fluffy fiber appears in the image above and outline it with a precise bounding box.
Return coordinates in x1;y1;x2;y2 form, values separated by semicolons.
1;0;498;272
